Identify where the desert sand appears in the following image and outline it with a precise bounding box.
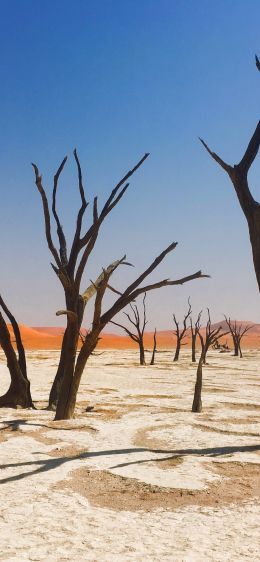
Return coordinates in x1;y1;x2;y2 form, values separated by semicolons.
7;322;260;349
0;348;259;561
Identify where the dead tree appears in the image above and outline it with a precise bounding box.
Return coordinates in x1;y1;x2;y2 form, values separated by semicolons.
110;294;147;365
200;57;260;291
33;151;207;420
190;306;202;362
192;310;228;412
0;295;32;408
150;328;157;365
212;339;229;352
224;316;253;358
173;299;192;361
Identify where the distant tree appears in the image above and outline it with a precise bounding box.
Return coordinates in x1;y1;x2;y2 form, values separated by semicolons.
224;316;253;358
0;295;32;408
192;310;228;412
173;299;192;361
150;328;157;365
33;151;207;419
200;57;260;291
212;339;230;352
110;294;148;365
189;304;202;362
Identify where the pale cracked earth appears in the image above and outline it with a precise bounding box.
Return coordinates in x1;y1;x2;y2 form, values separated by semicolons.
0;349;259;561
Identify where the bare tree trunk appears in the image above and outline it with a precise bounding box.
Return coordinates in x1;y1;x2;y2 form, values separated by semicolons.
54;322;79;420
234;339;239;357
150;328;157;365
55;332;98;420
0;313;31;408
191;335;196;362
48;329;67;409
173;341;180;362
192;309;229;413
192;356;203;412
139;340;146;365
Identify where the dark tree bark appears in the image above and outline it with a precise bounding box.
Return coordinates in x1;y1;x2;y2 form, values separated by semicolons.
48;328;68;409
150;328;157;365
200;58;260;291
173;299;192;361
190;306;202;363
192;355;204;412
192;310;228;413
33;151;208;420
0;310;32;408
111;294;148;365
224;316;253;358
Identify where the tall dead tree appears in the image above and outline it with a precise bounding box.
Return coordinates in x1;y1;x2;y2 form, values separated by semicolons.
224;316;253;358
192;310;228;413
33;151;207;420
190;306;202;362
110;294;147;365
200;57;260;290
173;299;192;361
0;295;32;408
150;328;157;365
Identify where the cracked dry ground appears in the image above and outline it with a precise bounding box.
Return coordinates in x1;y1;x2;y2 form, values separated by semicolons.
0;349;259;561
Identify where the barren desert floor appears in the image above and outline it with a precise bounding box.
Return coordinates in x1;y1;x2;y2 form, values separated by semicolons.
0;349;259;561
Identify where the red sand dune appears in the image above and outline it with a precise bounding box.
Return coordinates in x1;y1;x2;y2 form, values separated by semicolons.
5;322;260;350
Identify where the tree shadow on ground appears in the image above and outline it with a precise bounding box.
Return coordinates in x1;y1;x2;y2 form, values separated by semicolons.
0;419;89;432
0;444;259;485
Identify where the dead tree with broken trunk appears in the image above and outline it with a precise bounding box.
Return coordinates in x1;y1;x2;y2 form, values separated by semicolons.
110;294;148;365
33;151;207;420
150;328;157;365
192;310;228;412
190;305;202;363
200;57;260;291
224;316;253;358
0;295;32;408
173;299;192;361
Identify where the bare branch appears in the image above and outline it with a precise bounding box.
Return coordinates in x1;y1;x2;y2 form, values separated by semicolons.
92;271;109;330
81;256;128;305
68;149;88;272
101;266;208;327
199;138;232;174
32;163;61;267
79;154;149;250
109;319;139;342
200;126;259;218
92;258;129;330
124;242;178;297
52;156;68;265
107;284;123;296
129;270;209;300
238;120;260;174
73;149;87;207
72;155;148;287
98;153;149;222
56;310;78;321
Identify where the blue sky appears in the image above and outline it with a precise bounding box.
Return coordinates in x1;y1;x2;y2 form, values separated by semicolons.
0;0;259;328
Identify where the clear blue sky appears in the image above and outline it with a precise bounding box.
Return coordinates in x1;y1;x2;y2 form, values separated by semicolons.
0;0;259;329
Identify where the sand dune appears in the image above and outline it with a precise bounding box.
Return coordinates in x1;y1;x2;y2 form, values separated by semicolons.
6;322;260;350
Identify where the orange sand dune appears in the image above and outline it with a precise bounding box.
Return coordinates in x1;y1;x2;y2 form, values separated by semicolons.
5;322;260;350
8;325;63;350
